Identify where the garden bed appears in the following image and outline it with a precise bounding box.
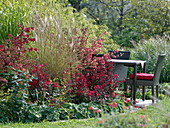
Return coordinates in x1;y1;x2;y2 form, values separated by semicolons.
1;98;170;128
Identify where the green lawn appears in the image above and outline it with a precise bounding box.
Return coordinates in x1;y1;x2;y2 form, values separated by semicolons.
0;118;98;128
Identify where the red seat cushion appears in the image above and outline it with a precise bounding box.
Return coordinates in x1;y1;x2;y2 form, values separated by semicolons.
129;73;154;80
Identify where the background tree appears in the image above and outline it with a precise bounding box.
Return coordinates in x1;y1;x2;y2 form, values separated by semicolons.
67;0;170;47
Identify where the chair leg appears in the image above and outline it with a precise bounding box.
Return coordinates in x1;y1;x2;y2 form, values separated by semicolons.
142;86;145;101
156;85;159;102
152;85;154;103
124;83;128;97
130;85;133;101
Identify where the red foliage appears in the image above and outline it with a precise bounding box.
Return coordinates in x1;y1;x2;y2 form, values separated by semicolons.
0;25;58;103
0;25;37;71
0;26;120;104
66;29;120;102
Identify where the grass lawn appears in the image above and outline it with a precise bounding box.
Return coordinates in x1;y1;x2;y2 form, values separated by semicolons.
0;118;98;128
1;97;170;128
99;97;170;127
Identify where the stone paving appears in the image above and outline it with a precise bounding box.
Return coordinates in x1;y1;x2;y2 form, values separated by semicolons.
135;99;153;108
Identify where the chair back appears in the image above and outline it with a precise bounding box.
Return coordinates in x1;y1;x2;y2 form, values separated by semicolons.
108;50;131;60
92;54;104;57
108;51;131;81
153;54;166;85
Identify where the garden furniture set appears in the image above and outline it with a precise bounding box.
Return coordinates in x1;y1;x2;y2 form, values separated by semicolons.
107;51;166;104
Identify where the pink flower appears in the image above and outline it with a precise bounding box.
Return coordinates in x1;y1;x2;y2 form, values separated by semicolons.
139;115;145;118
98;120;104;124
108;102;117;108
123;106;130;109
135;106;139;108
89;106;95;110
96;93;100;96
0;45;4;48
29;47;34;51
78;90;84;93
54;82;59;86
18;24;24;28
33;48;38;51
7;39;12;42
101;31;106;35
124;99;131;104
103;31;106;35
94;109;102;113
39;64;44;67
88;91;96;96
45;80;53;85
52;82;60;88
28;38;36;41
111;93;118;98
18;64;23;67
136;100;139;103
97;39;103;42
0;77;8;83
30;27;34;30
94;85;101;89
23;27;34;33
20;32;30;37
8;34;13;37
28;79;39;88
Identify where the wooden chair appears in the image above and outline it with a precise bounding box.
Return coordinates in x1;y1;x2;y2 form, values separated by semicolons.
108;50;131;81
124;54;166;103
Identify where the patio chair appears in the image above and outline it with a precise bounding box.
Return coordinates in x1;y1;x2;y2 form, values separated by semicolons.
108;50;131;81
124;54;166;103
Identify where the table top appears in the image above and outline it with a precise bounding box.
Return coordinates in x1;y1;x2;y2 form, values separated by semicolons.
108;59;146;68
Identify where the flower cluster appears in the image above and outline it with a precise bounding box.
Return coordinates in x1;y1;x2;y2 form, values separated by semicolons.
89;106;102;113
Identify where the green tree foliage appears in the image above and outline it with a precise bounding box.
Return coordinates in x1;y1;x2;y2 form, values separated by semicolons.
129;0;170;41
72;0;170;47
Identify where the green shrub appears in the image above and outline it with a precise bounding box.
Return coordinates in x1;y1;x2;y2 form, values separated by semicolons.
0;0;31;44
27;1;114;79
132;35;170;82
0;98;126;123
0;67;37;123
0;67;126;123
1;0;115;79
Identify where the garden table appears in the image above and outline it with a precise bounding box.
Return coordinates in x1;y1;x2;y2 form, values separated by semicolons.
108;59;146;104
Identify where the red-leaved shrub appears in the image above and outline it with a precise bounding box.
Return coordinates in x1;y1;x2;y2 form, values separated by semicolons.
66;29;120;103
0;25;59;104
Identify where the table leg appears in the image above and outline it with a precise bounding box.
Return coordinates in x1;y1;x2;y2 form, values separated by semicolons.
142;86;145;101
133;64;137;104
143;63;146;73
142;63;146;101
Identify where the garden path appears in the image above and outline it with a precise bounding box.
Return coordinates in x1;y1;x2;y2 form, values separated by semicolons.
135;99;153;108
